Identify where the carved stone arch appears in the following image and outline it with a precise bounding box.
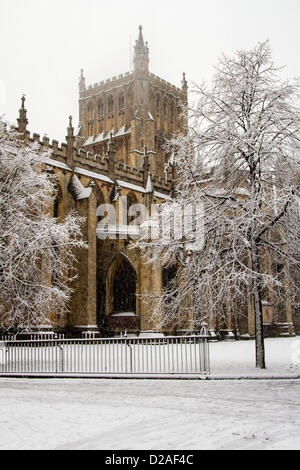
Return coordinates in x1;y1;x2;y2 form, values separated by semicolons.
104;253;140;332
106;252;138;316
87;101;94;120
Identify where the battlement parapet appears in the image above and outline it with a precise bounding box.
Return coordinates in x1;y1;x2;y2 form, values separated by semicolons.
49;139;67;158
19;126;173;193
51;140;58;151
149;73;185;96
22;127;69;159
80;71;185;102
80;72;134;99
43;136;50;148
61;143;67;156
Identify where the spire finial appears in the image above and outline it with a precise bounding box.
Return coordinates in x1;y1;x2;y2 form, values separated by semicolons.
134;25;149;61
79;69;86;93
137;25;144;47
182;72;188;93
66;115;75;168
67;115;74;138
17;94;28;137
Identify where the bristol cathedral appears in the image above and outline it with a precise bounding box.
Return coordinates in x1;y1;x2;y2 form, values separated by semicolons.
15;27;299;338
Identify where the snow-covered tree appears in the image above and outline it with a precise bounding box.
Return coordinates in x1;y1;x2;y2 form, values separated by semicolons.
0;120;86;333
137;41;300;369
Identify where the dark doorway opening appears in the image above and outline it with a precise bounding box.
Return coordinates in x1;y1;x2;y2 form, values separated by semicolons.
113;258;137;313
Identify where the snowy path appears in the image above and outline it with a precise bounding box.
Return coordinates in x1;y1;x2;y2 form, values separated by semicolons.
0;337;299;450
0;377;299;450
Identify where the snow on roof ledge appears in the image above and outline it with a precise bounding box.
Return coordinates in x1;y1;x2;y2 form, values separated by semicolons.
69;173;93;200
83;127;131;146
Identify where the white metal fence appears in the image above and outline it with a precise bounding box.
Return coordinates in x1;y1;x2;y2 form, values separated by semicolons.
0;334;210;376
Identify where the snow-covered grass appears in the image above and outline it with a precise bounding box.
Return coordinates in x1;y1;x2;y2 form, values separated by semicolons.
210;336;300;377
0;337;299;450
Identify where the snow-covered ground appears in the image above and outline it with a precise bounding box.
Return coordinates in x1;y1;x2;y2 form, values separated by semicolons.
0;337;299;450
210;336;300;377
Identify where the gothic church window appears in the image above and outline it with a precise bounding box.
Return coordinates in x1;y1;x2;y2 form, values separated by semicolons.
98;100;104;116
163;98;168;116
108;96;114;114
119;95;125;112
87;103;93;120
156;94;160;116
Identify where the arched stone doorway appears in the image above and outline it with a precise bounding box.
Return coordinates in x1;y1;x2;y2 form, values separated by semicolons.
106;254;140;333
113;258;137;313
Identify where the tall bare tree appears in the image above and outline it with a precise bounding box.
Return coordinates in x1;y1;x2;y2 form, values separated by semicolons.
0;120;86;333
137;41;300;369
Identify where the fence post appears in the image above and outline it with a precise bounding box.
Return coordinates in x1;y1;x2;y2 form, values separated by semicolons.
126;339;133;374
56;342;64;373
0;342;6;367
200;322;210;374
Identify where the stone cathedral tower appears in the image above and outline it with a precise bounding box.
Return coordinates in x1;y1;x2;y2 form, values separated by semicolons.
76;25;187;184
15;26;188;337
60;26;189;337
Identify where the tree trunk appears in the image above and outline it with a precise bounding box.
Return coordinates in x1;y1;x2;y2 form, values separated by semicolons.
251;242;266;369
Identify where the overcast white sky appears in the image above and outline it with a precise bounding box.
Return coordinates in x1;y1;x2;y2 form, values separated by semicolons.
1;0;299;142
